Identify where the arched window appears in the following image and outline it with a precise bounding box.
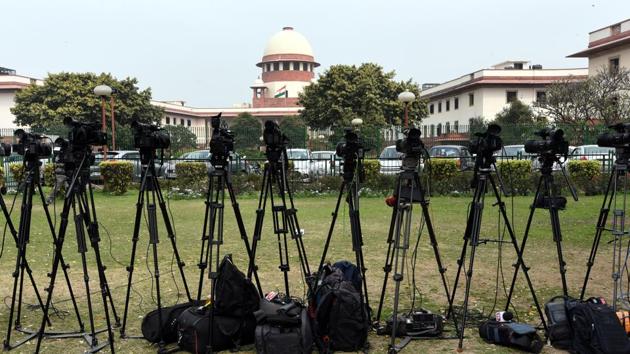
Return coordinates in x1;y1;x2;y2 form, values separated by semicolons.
437;123;442;136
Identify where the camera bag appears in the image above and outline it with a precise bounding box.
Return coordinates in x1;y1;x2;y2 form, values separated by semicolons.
177;306;256;353
312;262;369;353
214;254;260;317
544;295;575;350
568;299;630;354
254;298;312;354
478;320;543;353
141;300;202;344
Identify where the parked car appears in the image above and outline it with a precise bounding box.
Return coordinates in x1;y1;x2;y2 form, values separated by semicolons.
159;150;252;179
310;150;341;176
378;145;403;174
571;145;615;171
90;150;142;182
285;148;312;179
428;145;473;170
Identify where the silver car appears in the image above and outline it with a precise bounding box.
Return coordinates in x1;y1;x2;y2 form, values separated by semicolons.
286;148;312;179
378;145;403;174
310;150;341;176
90;150;142;182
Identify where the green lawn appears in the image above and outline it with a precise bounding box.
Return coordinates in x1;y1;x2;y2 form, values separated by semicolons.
0;190;619;353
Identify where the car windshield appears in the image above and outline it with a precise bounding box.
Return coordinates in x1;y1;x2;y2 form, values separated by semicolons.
430;147;460;157
380;147;400;159
312;152;335;159
287;150;308;159
501;146;526;157
582;146;614;155
187;151;210;159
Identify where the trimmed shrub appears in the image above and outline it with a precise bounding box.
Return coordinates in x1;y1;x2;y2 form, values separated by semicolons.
231;173;263;195
568;160;603;195
362;160;380;186
9;163;24;186
43;163;56;187
175;162;207;192
100;161;133;195
425;159;459;194
497;160;533;195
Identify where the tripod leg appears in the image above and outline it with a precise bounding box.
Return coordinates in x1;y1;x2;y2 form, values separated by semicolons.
247;165;270;279
74;200;98;347
197;174;219;300
375;206;398;325
389;200;412;352
347;183;371;313
541;177;569;296
581;169;616;299
317;181;346;275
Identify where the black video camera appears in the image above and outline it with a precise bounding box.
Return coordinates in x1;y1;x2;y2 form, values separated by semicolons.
0;142;11;156
469;124;503;158
64;117;107;146
263;120;288;149
395;128;425;157
336;128;364;158
597;123;630;148
524;128;569;156
209;113;235;161
13;129;52;159
131;121;170;150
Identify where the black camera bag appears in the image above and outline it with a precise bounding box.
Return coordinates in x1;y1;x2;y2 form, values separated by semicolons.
313;263;369;353
177;306;256;353
478;320;543;353
254;298;312;354
544;295;575;349
214;254;260;317
141;300;202;343
568;299;630;354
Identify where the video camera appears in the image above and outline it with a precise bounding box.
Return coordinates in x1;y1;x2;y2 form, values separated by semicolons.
209;113;235;162
597;123;630;148
524;128;569;156
336;128;366;182
263;120;289;149
131;121;170;150
13;129;52;159
469;124;503;159
395;127;425;157
64;117;107;146
0;142;11;157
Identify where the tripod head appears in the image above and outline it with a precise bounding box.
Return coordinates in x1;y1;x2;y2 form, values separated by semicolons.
336;128;366;182
209;113;235;168
395;127;427;171
469;124;508;193
263;120;289;165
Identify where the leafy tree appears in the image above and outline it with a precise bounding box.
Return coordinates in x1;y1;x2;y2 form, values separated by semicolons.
589;67;630;125
163;125;197;155
494;100;538;125
11;72;163;128
231;112;261;150
534;76;594;126
298;63;427;129
468;116;487;135
280;116;307;148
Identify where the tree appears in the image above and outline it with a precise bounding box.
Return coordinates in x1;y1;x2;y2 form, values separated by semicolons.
298;63;427;129
589;67;630;125
11;72;163;128
534;76;596;126
468;116;487;135
280;116;307;148
230;112;261;150
163;125;197;155
494;100;537;125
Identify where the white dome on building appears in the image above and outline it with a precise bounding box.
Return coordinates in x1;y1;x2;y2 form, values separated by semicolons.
263;27;314;56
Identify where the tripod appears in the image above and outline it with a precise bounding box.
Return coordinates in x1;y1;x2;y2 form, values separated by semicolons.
35;148;120;353
506;154;578;318
196;150;263;353
448;154;544;351
121;147;192;345
581;148;630;309
375;155;452;353
3;153;84;351
247;146;311;298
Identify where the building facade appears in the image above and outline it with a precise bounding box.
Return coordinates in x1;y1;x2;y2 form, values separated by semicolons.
418;61;587;138
569;18;630;74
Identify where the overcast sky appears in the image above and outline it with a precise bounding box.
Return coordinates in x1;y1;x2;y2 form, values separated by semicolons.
2;0;629;107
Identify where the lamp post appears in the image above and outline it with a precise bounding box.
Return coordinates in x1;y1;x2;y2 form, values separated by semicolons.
94;85;112;157
397;90;416;129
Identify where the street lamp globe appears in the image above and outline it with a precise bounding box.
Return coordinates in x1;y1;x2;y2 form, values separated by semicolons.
351;118;363;127
94;85;113;97
398;90;415;103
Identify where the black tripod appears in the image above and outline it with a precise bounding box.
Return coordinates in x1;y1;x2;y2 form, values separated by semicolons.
316;142;370;320
581;147;630;309
375;154;452;353
247;143;311;298
3;151;84;351
35;146;120;353
121;147;192;345
506;153;578;317
448;150;544;351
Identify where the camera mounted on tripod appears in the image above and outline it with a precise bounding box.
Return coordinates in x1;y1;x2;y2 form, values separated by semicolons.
209;113;235;167
597;123;630;156
13;129;52;161
525;128;569;171
131;121;170;150
263;120;289;164
396;127;426;170
336;128;366;182
470;124;502;168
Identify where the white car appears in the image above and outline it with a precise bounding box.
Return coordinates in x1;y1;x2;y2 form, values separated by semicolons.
571;145;615;171
378;145;402;174
286;148;312;178
310;150;341;176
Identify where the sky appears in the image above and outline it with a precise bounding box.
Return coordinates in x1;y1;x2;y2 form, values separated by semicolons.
2;0;629;107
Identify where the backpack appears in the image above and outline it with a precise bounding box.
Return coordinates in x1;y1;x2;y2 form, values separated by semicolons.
214;254;260;317
177;305;256;353
478;320;543;353
544;295;574;349
141;300;202;343
568;299;630;354
254;298;313;354
313;263;369;353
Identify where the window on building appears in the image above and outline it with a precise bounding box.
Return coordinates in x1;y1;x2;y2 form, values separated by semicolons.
536;91;547;103
166;117;170;125
506;91;518;103
454;97;459;110
180;119;184;125
273;62;279;71
445;122;451;134
293;62;300;70
438;102;442;113
429;104;434;114
437;123;442;136
423;126;428;137
187;120;191;127
469;93;474;106
283;62;290;70
430;124;435;137
454;120;459;133
446;100;450;111
514;62;524;70
610;57;620;74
